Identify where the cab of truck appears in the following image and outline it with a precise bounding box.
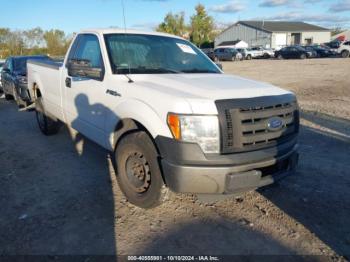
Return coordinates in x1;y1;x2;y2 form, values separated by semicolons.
28;29;299;208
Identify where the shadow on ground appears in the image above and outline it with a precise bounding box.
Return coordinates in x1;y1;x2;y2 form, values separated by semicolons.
0;97;117;255
140;219;296;257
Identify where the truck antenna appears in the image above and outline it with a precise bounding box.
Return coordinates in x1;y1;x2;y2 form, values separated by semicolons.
121;0;134;83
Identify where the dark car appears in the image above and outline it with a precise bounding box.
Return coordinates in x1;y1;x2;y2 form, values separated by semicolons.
1;55;51;107
275;46;310;59
214;47;242;61
303;46;318;58
201;48;216;61
305;45;335;58
0;60;5;92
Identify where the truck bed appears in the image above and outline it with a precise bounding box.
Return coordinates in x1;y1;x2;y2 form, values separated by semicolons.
28;59;63;70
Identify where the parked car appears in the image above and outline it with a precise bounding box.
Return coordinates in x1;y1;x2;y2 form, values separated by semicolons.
305;45;335;58
28;29;299;209
0;59;5;93
1;55;51;107
303;46;318;58
201;48;216;61
251;47;275;58
325;40;350;58
236;48;260;60
274;46;311;59
214;47;243;61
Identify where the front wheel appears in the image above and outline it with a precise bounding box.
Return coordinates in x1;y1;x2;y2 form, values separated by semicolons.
300;54;306;59
277;54;283;60
35;96;61;135
341;50;349;58
114;131;167;209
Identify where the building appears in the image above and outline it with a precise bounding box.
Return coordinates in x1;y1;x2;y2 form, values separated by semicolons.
217;40;248;48
332;30;350;41
215;21;331;49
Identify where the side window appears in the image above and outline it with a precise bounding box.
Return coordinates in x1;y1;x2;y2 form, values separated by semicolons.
344;41;350;46
73;34;103;68
67;35;81;62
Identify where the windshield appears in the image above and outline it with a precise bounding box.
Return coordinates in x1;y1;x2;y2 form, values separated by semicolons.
104;34;221;74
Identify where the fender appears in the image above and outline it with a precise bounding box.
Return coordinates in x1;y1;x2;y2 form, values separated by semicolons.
105;99;172;151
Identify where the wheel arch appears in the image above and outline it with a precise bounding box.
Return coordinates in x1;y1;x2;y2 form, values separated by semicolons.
106;100;171;152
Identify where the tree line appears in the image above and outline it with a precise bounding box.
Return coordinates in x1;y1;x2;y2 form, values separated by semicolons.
156;4;217;48
0;27;72;59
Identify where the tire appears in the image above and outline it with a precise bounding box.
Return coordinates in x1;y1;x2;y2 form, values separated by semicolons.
300;54;306;59
263;53;270;59
277;54;283;60
246;55;252;60
341;50;349;58
4;94;12;100
35;96;61;135
114;131;167;209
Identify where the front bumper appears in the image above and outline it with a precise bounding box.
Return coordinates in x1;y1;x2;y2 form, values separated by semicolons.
156;136;298;195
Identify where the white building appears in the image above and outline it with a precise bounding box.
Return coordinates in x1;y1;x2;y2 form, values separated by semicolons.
216;40;249;49
215;21;331;49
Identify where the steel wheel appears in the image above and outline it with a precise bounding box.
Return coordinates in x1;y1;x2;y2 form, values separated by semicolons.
125;152;151;193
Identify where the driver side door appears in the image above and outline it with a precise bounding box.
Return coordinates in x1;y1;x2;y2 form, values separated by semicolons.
63;34;108;147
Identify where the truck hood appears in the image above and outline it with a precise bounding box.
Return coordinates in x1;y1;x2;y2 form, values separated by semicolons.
131;73;291;101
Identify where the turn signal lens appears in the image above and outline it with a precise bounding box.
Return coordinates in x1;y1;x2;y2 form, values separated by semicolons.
167;114;181;140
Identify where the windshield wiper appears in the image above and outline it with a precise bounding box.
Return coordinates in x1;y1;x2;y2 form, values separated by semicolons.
115;66;181;74
181;69;219;73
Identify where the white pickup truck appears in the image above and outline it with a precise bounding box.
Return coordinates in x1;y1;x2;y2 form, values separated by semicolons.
28;29;299;208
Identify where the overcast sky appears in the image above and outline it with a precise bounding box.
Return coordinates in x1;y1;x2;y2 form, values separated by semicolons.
1;0;350;32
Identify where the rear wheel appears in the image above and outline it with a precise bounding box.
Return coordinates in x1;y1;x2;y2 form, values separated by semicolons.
35;95;61;135
4;94;12;100
114;131;167;209
300;53;306;59
246;55;252;60
277;54;283;60
341;50;349;58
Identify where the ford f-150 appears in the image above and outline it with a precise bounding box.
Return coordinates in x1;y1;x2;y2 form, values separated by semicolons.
27;29;299;208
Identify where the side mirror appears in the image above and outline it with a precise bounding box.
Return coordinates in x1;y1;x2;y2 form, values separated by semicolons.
215;63;223;70
68;59;104;81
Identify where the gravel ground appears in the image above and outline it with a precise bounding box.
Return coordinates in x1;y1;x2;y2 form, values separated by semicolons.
0;58;349;260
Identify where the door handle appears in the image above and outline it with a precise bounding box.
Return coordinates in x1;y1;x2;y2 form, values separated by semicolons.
65;77;71;88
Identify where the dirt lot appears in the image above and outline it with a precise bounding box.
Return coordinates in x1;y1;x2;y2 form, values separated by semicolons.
0;58;349;260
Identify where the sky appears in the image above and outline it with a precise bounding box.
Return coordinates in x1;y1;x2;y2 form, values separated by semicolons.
1;0;350;33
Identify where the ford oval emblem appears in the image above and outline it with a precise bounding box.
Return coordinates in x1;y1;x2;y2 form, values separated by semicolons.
267;117;284;131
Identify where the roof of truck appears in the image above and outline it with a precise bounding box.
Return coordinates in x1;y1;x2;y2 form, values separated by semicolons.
80;28;184;39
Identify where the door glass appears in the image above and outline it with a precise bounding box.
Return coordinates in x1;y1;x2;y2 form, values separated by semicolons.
74;35;103;68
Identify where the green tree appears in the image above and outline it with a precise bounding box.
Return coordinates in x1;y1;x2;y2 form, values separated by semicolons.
5;30;25;56
43;29;68;56
190;4;214;47
156;12;187;37
24;27;44;48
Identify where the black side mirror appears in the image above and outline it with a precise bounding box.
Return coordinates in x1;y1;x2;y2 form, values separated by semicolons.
215;63;223;70
68;59;104;81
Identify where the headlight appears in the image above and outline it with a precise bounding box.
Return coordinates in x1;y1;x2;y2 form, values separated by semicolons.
167;114;220;153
